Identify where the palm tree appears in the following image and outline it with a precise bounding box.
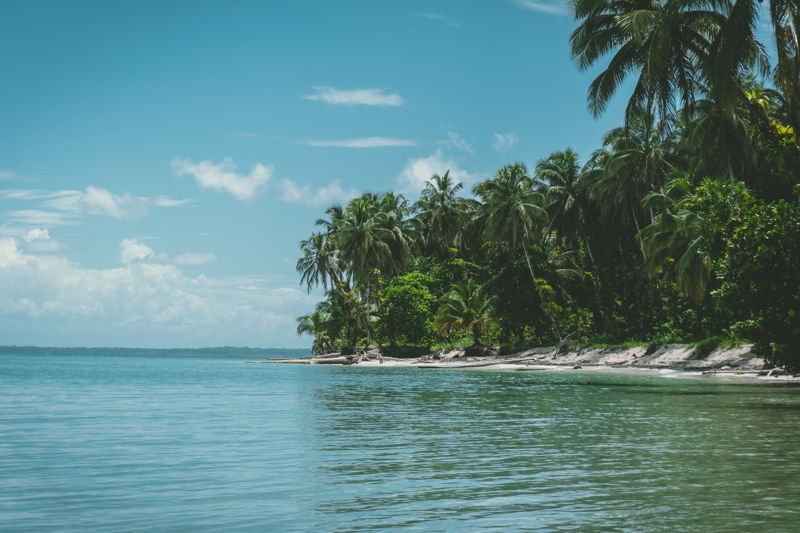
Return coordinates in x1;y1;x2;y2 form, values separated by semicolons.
296;310;331;354
706;0;799;131
570;0;723;122
639;176;754;302
414;171;470;257
535;149;594;261
296;233;342;292
473;163;548;283
475;164;568;340
585;109;681;254
337;195;395;288
434;280;494;345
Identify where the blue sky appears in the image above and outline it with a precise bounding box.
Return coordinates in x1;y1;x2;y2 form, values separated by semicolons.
0;0;627;348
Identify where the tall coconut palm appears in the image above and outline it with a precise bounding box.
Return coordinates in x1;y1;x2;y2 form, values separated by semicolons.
585;109;681;252
414;171;470;257
535;149;594;260
473;163;548;282
434;280;494;346
337;195;395;287
474;164;566;340
570;0;723;122
296;233;342;292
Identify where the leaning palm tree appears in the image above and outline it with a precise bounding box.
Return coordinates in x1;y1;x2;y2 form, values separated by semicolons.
296;310;331;354
296;233;342;292
639;176;754;302
434;280;494;346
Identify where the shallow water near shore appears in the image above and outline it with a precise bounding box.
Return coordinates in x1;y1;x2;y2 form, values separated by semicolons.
2;352;799;532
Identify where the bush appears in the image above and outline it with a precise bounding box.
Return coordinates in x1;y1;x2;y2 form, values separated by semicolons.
376;273;436;347
714;201;800;372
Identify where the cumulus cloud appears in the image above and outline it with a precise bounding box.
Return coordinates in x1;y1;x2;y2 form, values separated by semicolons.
492;132;519;153
302;137;416;148
396;149;478;195
120;238;154;264
0;237;316;346
509;0;570;15
303;87;405;107
278;178;359;207
172;157;272;202
23;228;51;242
14;227;65;254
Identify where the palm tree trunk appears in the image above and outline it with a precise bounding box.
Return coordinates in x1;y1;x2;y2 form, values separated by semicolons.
522;242;563;343
631;207;647;262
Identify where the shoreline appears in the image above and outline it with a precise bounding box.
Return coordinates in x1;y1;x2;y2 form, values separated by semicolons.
252;343;799;384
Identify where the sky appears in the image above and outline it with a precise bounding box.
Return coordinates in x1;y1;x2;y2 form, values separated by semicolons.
0;0;629;348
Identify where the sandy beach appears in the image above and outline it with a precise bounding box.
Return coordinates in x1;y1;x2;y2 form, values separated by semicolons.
255;343;799;383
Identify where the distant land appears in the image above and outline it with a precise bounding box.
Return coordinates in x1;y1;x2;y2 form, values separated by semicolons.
0;346;312;359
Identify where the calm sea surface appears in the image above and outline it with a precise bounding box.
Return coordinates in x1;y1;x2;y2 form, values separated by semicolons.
1;352;799;532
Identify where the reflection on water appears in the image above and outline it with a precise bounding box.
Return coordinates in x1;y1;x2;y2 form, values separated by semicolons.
1;355;799;532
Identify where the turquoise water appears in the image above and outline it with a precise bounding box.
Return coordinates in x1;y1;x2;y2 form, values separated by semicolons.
1;353;799;532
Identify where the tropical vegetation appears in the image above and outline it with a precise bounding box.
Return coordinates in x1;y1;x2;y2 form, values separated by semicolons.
296;0;800;372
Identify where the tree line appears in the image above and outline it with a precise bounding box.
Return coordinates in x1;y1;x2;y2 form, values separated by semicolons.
296;0;800;371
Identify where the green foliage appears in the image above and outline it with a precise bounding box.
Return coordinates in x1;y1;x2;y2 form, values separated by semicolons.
714;201;800;372
434;280;494;346
376;273;436;347
295;6;799;359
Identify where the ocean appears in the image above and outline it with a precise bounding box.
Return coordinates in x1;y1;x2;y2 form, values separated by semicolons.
1;351;799;531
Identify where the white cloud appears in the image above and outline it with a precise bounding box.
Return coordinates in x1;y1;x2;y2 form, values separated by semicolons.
303;87;405;107
0;237;316;346
23;228;50;242
439;131;474;153
415;12;460;26
493;132;519;153
303;137;416;148
0;189;65;200
44;186;149;219
173;252;217;266
6;209;81;226
510;0;569;15
278;178;359;207
18;228;65;253
151;196;194;208
0;171;16;180
396;149;477;195
2;187;191;230
120;238;154;264
172;157;272;203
